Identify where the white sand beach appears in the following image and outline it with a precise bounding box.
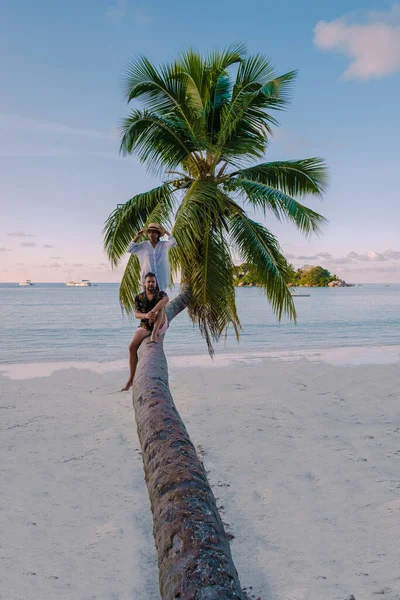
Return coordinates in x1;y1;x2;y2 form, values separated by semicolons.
1;355;400;600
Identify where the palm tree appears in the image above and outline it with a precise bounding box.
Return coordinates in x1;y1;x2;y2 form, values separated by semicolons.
104;43;328;354
104;45;329;598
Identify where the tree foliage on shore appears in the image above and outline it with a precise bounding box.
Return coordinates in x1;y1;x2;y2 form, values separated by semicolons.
104;44;328;352
234;263;338;287
289;265;337;286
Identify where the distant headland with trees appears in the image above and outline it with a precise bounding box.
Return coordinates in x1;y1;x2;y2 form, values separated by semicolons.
233;263;354;287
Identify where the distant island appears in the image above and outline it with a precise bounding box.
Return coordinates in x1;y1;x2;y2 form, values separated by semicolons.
233;263;354;287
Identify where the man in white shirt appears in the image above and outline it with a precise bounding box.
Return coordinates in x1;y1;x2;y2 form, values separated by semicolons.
127;222;177;291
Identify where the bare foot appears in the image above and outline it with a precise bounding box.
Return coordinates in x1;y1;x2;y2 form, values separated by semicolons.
121;379;133;391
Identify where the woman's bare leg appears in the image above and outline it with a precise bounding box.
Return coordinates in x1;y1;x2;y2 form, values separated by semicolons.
150;308;166;343
121;328;150;391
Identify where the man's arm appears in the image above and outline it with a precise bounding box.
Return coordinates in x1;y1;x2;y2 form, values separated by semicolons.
134;310;148;320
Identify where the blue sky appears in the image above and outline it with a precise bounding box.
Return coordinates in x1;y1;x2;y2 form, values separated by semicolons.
1;0;400;282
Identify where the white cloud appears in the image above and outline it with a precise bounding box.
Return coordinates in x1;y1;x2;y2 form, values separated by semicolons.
0;144;121;159
0;246;11;252
0;114;114;140
294;252;335;261
43;244;54;248
20;242;37;247
134;7;152;24
347;250;387;262
107;0;127;23
383;248;400;259
35;262;63;269
290;249;395;265
329;257;353;265
106;0;151;24
50;256;62;259
314;6;400;80
8;231;35;237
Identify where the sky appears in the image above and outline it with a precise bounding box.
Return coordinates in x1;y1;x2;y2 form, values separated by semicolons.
1;0;400;283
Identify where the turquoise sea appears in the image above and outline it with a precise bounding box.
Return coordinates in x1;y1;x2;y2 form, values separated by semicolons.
0;283;399;365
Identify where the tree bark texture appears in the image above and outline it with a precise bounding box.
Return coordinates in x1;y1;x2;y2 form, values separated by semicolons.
132;287;245;600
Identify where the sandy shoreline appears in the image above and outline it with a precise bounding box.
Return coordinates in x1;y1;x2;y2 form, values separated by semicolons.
1;357;400;600
1;343;400;380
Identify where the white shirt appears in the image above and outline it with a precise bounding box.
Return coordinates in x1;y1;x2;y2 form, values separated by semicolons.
127;236;177;291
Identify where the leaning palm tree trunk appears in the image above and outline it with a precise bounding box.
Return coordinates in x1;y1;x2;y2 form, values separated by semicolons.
132;287;245;599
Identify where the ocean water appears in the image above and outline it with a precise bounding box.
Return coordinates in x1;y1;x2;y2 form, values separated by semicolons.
0;283;399;365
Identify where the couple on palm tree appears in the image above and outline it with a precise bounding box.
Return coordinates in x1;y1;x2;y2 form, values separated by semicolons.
105;44;329;390
121;222;175;391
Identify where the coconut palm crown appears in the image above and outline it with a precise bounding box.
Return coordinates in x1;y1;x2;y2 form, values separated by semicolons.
104;43;328;353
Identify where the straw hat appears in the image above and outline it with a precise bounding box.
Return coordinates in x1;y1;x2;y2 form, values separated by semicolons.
144;223;167;236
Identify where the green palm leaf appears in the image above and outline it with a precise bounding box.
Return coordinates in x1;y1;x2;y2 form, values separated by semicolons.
233;158;328;196
119;254;142;313
119;109;200;174
233;178;328;235
229;207;296;321
123;56;190;121
103;183;175;266
185;226;240;354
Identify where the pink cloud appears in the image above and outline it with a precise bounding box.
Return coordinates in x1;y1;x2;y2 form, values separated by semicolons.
7;231;35;237
383;248;400;259
314;6;400;80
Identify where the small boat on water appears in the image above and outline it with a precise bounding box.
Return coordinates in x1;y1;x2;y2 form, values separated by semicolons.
291;293;310;297
19;279;34;286
65;279;92;287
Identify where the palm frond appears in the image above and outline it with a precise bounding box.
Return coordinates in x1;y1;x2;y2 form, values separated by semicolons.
216;96;277;164
228;207;296;321
119;254;141;313
119;109;199;174
173;179;229;247
232;178;328;236
231;158;329;197
186;227;240;355
215;65;297;164
103;183;175;266
259;70;297;104
206;42;247;73
170;180;240;353
232;54;297;102
232;54;276;96
176;49;206;111
123;56;188;118
207;71;232;140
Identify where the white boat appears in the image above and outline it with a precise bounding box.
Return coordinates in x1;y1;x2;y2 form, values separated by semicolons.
65;279;92;287
19;279;34;286
291;293;310;297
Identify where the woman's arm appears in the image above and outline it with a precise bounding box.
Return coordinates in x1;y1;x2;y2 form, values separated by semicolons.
151;294;169;314
163;230;177;249
128;231;145;253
